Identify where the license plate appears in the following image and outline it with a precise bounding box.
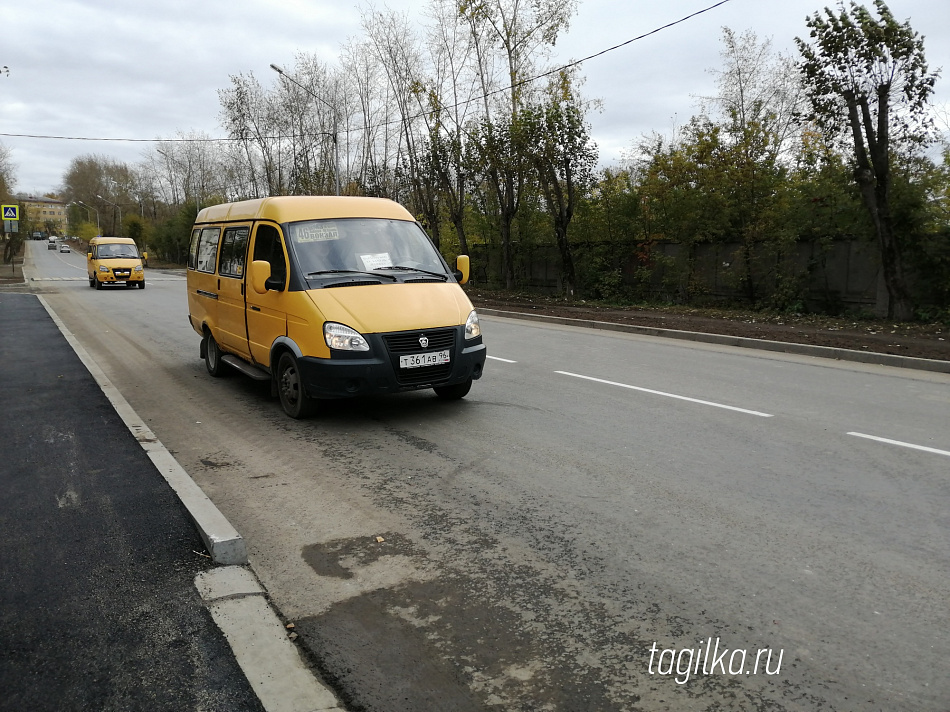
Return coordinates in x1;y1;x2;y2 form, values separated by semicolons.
399;350;450;369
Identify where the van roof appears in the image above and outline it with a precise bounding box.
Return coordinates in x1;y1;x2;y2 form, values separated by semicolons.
89;237;136;245
194;196;415;225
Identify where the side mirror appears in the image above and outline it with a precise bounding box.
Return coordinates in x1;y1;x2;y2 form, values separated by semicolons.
86;252;92;259
141;251;148;261
455;254;470;285
250;260;272;294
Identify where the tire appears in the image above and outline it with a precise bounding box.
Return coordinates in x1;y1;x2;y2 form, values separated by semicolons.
88;275;95;288
434;378;472;400
277;352;316;419
138;280;146;289
204;334;227;378
94;276;103;290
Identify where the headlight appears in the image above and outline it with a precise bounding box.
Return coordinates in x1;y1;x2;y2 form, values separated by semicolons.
98;265;109;272
324;322;370;351
134;265;143;272
464;310;481;340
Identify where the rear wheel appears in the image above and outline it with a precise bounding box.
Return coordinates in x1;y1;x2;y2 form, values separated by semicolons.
88;275;95;288
277;352;316;419
204;334;227;377
434;378;472;400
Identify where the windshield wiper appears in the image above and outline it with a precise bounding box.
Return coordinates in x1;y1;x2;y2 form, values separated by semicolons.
376;266;448;281
306;269;398;282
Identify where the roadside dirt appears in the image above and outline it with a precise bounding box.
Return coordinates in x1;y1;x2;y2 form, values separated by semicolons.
468;291;950;362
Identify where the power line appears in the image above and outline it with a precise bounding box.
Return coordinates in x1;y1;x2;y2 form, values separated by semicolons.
0;0;734;145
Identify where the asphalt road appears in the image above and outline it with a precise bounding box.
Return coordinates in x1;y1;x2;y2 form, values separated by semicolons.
23;240;950;711
0;279;265;711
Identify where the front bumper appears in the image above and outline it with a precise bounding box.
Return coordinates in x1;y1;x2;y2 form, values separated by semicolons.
98;269;144;284
297;326;486;399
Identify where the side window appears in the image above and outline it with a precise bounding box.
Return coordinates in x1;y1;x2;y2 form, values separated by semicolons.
187;229;201;270
252;224;287;289
195;227;220;274
218;226;250;278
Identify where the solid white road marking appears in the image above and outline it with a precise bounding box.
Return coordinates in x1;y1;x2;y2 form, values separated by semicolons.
555;371;774;417
847;432;950;458
487;355;517;363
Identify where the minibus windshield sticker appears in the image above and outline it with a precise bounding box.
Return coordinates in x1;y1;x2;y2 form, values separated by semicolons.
360;252;391;271
295;225;340;243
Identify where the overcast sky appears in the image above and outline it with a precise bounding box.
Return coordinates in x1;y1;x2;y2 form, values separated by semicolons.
3;0;948;194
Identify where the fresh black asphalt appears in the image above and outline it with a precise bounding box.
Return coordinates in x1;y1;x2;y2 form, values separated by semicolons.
0;293;265;712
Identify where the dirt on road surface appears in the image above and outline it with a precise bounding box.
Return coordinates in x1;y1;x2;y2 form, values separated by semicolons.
468;291;950;363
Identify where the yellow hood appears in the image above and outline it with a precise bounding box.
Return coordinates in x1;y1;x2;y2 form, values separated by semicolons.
308;283;474;334
105;258;142;268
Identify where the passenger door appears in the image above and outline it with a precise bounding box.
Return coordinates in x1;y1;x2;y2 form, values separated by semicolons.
245;223;288;367
216;225;251;357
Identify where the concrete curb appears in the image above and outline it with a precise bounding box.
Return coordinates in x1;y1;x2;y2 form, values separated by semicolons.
36;295;248;565
478;308;950;374
196;567;344;712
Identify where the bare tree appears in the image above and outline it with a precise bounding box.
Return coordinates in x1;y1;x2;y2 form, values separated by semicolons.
702;28;805;161
457;0;578;288
363;7;446;242
0;142;15;199
218;73;284;197
420;0;482;255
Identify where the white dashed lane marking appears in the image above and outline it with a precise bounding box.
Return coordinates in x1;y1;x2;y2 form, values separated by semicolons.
555;370;774;418
847;432;950;458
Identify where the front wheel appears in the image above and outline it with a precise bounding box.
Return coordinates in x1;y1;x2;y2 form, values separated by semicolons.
138;280;146;289
204;334;227;377
277;352;316;419
94;276;103;290
434;378;472;400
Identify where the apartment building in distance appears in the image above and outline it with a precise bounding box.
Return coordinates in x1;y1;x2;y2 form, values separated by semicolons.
18;194;68;237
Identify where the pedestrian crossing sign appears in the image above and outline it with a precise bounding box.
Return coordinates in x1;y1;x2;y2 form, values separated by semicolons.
2;205;17;220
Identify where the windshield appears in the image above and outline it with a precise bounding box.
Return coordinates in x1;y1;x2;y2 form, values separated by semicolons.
285;218;449;280
96;243;139;259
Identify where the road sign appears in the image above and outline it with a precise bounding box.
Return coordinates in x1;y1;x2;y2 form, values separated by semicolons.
2;205;18;220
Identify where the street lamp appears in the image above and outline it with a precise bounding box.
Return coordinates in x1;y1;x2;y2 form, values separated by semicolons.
270;63;340;196
76;200;100;233
96;195;122;236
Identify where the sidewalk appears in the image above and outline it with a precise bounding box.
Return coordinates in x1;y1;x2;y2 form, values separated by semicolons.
0;293;280;711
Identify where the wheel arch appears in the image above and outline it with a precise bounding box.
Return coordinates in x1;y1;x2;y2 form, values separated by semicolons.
269;336;303;366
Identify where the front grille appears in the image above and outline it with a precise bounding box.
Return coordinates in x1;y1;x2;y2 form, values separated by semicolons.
113;269;131;278
383;328;456;385
383;329;455;353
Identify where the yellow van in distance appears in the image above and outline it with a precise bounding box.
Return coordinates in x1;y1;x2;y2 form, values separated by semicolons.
186;196;486;418
87;236;146;289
